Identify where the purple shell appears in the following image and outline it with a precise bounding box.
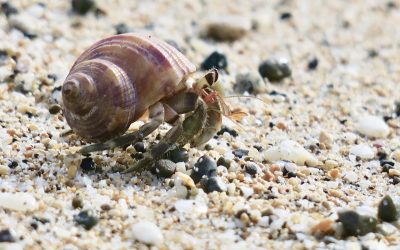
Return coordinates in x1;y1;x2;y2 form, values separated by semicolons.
62;33;196;141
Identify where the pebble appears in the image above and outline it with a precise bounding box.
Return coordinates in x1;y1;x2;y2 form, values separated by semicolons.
0;192;38;212
234;72;267;94
153;159;176;178
72;0;95;15
349;144;374;159
174;172;195;189
232;149;249;158
166;147;188;163
310;219;334;235
323;159;339;170
245;162;259;176
204;15;251;41
338;210;377;237
48;104;62;115
343;171;358;182
174;200;208;215
264;140;319;166
217;157;231;168
0;2;18;17
191;155;217;183
130;221;164;246
0;229;15;243
0;165;10;175
114;23;131;35
133;142;146;153
74;210;99;230
258;58;291;82
389;169;400;177
319;131;333;149
72;196;84;209
200;51;227;71
80;157;95;172
377;195;397;222
205;176;227;193
355;115;390;138
307;57;319;70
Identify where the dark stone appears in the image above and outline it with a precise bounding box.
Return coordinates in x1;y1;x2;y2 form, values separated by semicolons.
338;210;377;237
153;159;176;178
368;49;379;58
201;51;227;71
205;176;225;193
8;161;18;169
232;149;249;158
245;162;258;176
74;210;98;230
380;160;395;167
0;2;18;17
0;229;15;242
166;147;189;163
114;23;130;34
234;72;265;94
395;102;400;117
307;58;319;70
80;157;95;172
133;142;146;153
191;156;217;183
381;164;394;173
377;195;397;222
71;0;95;15
217;126;238;137
100;204;111;211
258;59;291;82
48;104;62;114
217;157;231;168
72;196;83;209
280;12;292;20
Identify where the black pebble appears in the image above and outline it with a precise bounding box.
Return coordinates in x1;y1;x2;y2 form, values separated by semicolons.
368;49;379;58
0;2;18;17
307;57;318;70
280;12;292;20
166;147;189;163
72;196;84;209
245;162;258;176
74;210;99;230
205;176;225;193
114;23;130;34
232;149;249;158
8;161;18;169
217;157;231;168
258;59;291;82
395;102;400;117
80;157;95;172
133;142;146;153
191;155;217;183
0;229;15;243
377;195;397;222
338;210;377;237
217;126;238;137
48;104;62;115
72;0;95;15
153;159;176;178
201;51;227;71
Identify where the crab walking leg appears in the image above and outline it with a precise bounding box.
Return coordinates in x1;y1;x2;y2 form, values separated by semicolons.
79;102;165;154
123;98;208;173
191;101;222;147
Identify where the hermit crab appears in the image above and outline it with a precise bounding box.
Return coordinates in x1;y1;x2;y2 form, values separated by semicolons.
62;33;243;172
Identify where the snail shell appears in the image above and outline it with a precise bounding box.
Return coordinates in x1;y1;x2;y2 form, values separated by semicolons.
62;33;196;141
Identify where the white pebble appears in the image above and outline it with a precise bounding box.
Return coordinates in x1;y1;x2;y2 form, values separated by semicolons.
130;221;164;246
349;144;374;159
355;115;390;138
264;140;319;166
343;171;358;182
0;192;38;212
174;200;208;215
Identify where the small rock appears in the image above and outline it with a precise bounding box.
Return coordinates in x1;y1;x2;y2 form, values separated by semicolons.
0;2;18;17
343;171;358;182
166;147;188;163
0;165;10;175
349;144;374;159
74;210;98;230
8;161;18;169
205;176;227;193
80;157;95;172
381;163;394;173
323;159;339;170
280;12;292;20
234;72;266;94
175;172;195;189
245;162;259;176
264;140;319;166
204;15;251;41
378;195;397;222
338;210;377;237
217;157;231;168
319;131;333;149
133;142;146;152
48;104;62;115
154;159;176;178
307;57;319;70
0;192;38;212
191;155;217;183
258;58;291;82
389;169;400;177
130;221;163;246
217;126;238;137
0;229;15;242
72;0;95;15
355;115;390;138
114;23;131;34
232;149;249;158
201;51;227;71
72;196;83;209
174;200;208;214
310;219;334;235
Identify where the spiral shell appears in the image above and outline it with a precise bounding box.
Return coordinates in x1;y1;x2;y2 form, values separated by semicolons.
62;33;196;141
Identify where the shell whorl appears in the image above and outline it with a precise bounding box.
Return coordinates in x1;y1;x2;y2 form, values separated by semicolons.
62;33;196;141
